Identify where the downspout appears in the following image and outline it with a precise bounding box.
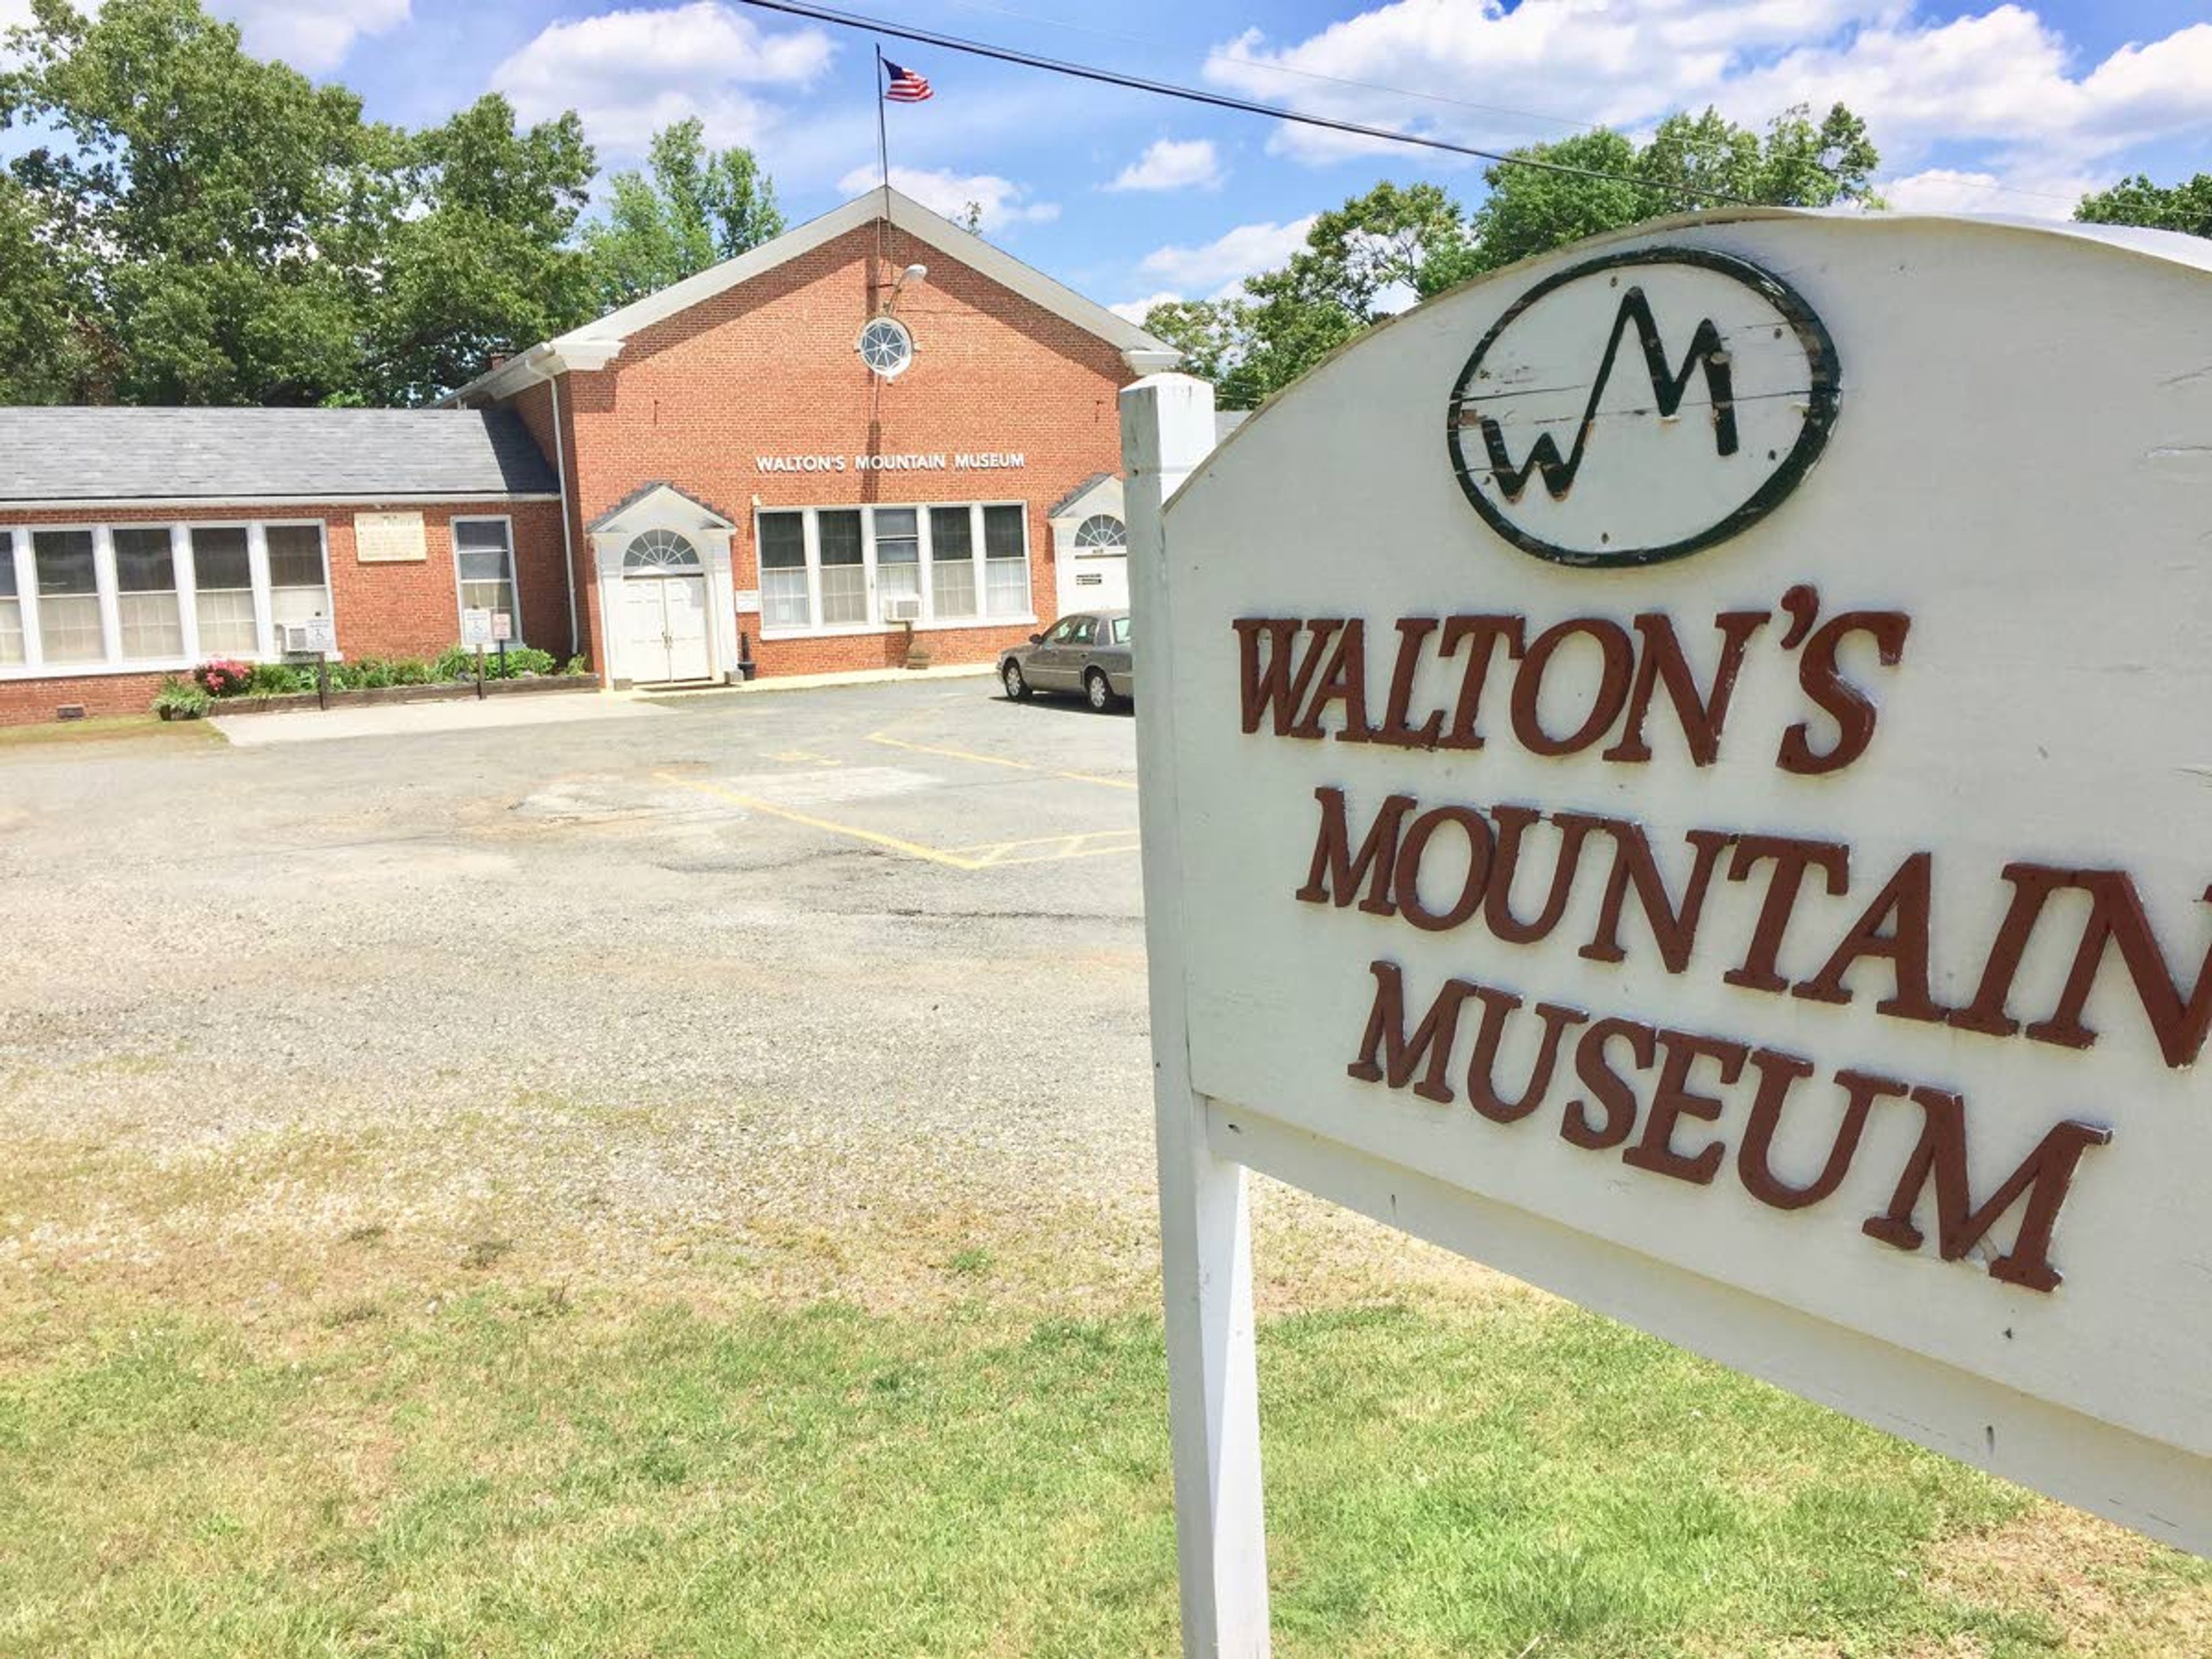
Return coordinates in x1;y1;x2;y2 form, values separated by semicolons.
551;373;579;658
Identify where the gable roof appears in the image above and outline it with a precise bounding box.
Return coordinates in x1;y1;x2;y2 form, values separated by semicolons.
1048;472;1118;519
0;407;558;506
443;187;1180;407
586;480;738;535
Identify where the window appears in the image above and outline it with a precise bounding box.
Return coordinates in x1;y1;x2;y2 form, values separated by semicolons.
873;508;919;619
113;527;183;658
983;505;1029;618
266;524;331;636
751;502;1031;637
929;507;975;620
192;527;257;656
455;519;518;635
1108;616;1131;646
759;513;809;630
1074;513;1126;550
857;316;914;378
0;540;21;666
817;510;866;625
32;530;102;663
623;529;701;570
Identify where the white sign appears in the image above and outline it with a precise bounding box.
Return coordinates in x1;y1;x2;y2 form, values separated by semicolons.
460;607;494;648
354;510;427;563
1128;214;2212;1653
291;616;336;655
491;612;513;643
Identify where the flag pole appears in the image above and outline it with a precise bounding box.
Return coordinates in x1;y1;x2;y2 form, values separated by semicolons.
874;43;890;309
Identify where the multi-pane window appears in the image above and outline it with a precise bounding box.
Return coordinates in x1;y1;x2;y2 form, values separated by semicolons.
751;502;1031;635
929;507;976;620
32;530;103;663
817;509;867;626
454;519;518;634
983;505;1029;619
873;508;920;620
759;512;809;629
192;527;257;656
0;543;22;666
266;524;331;636
0;518;351;675
113;528;184;658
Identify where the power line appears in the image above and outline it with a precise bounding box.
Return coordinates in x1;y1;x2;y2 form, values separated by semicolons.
935;0;1596;140
732;0;1754;207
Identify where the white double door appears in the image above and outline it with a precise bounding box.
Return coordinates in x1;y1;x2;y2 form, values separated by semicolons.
620;574;713;684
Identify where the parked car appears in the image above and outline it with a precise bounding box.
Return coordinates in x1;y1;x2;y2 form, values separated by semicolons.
999;609;1133;710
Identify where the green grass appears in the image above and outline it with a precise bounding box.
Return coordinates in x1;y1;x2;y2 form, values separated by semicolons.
0;712;225;749
5;1284;2173;1658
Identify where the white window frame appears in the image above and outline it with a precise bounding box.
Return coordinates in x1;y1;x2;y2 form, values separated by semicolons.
450;514;522;645
0;516;337;680
751;499;1035;641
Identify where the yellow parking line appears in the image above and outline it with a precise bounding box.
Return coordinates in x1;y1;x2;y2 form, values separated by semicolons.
656;773;982;869
865;732;1136;790
764;748;842;766
656;774;1141;872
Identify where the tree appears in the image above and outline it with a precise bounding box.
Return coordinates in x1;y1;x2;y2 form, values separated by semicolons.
1455;103;1881;278
1;0;381;403
2075;173;2212;239
368;96;597;406
1172;103;1883;407
584;119;783;310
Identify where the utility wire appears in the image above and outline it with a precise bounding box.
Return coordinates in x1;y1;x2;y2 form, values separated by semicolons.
732;0;1755;207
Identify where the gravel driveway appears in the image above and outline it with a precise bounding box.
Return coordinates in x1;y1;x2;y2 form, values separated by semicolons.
0;683;1184;1307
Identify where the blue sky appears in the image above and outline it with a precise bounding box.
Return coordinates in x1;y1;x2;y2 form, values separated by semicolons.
15;1;2212;319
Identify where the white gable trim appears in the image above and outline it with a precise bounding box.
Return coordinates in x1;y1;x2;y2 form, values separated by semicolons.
588;483;738;537
444;188;1178;407
1048;474;1123;527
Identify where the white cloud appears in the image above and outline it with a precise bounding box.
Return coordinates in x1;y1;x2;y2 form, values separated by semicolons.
1203;3;2212;207
1138;215;1317;293
1108;138;1225;193
492;2;833;156
836;165;1059;230
1109;291;1185;324
1879;165;2096;220
219;0;408;73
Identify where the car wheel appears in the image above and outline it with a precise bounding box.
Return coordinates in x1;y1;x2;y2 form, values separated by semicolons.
1084;669;1115;711
1002;660;1031;700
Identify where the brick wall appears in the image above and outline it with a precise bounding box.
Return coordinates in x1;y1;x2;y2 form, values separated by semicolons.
0;497;565;725
514;219;1134;679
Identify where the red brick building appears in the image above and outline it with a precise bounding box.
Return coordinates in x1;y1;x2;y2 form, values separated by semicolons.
0;190;1175;722
448;187;1174;688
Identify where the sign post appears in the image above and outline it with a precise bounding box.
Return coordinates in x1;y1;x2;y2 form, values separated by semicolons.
1127;214;2212;1656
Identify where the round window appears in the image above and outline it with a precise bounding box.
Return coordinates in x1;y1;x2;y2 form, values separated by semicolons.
1074;514;1126;550
857;316;914;378
624;529;702;570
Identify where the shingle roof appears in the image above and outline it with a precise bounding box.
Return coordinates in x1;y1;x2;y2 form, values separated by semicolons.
0;407;559;504
1048;472;1115;518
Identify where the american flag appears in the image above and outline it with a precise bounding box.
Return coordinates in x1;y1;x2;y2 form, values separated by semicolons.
882;59;932;103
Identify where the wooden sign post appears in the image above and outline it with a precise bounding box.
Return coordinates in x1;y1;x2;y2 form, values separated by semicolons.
1126;213;2212;1658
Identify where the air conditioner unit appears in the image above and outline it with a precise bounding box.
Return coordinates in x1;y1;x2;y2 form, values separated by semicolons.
882;595;923;623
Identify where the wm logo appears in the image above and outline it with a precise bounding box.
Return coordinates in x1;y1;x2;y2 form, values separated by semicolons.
1465;290;1740;503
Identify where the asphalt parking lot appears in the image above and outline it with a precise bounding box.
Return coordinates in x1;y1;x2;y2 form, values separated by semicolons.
0;677;1179;1301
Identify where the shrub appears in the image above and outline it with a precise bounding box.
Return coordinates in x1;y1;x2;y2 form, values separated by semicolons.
193;658;253;698
431;643;559;680
245;661;315;695
151;676;211;719
562;656;590;677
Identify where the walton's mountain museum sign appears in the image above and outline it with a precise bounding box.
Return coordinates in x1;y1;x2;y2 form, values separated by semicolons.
1130;211;2212;1655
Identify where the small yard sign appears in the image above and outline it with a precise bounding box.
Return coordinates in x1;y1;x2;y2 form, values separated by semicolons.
460;608;494;649
1124;213;2212;1656
491;612;513;644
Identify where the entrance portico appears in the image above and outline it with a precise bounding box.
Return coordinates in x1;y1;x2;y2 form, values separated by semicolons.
588;483;740;687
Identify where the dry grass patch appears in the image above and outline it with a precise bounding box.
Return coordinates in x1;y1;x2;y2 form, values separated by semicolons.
1927;1501;2212;1656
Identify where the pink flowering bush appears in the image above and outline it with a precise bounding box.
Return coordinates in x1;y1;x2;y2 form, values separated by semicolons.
193;658;253;698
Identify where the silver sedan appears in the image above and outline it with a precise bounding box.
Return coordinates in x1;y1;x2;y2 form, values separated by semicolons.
998;609;1132;710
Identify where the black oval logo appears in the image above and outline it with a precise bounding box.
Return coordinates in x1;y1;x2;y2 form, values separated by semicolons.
1446;247;1842;569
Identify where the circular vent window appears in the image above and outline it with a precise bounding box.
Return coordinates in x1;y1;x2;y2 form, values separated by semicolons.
857;316;914;378
1074;514;1127;549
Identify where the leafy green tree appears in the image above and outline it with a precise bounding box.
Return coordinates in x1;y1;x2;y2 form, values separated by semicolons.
584;119;783;310
368;96;597;405
1;0;378;403
2075;173;2212;239
0;171;94;400
1139;297;1265;408
1453;103;1882;280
